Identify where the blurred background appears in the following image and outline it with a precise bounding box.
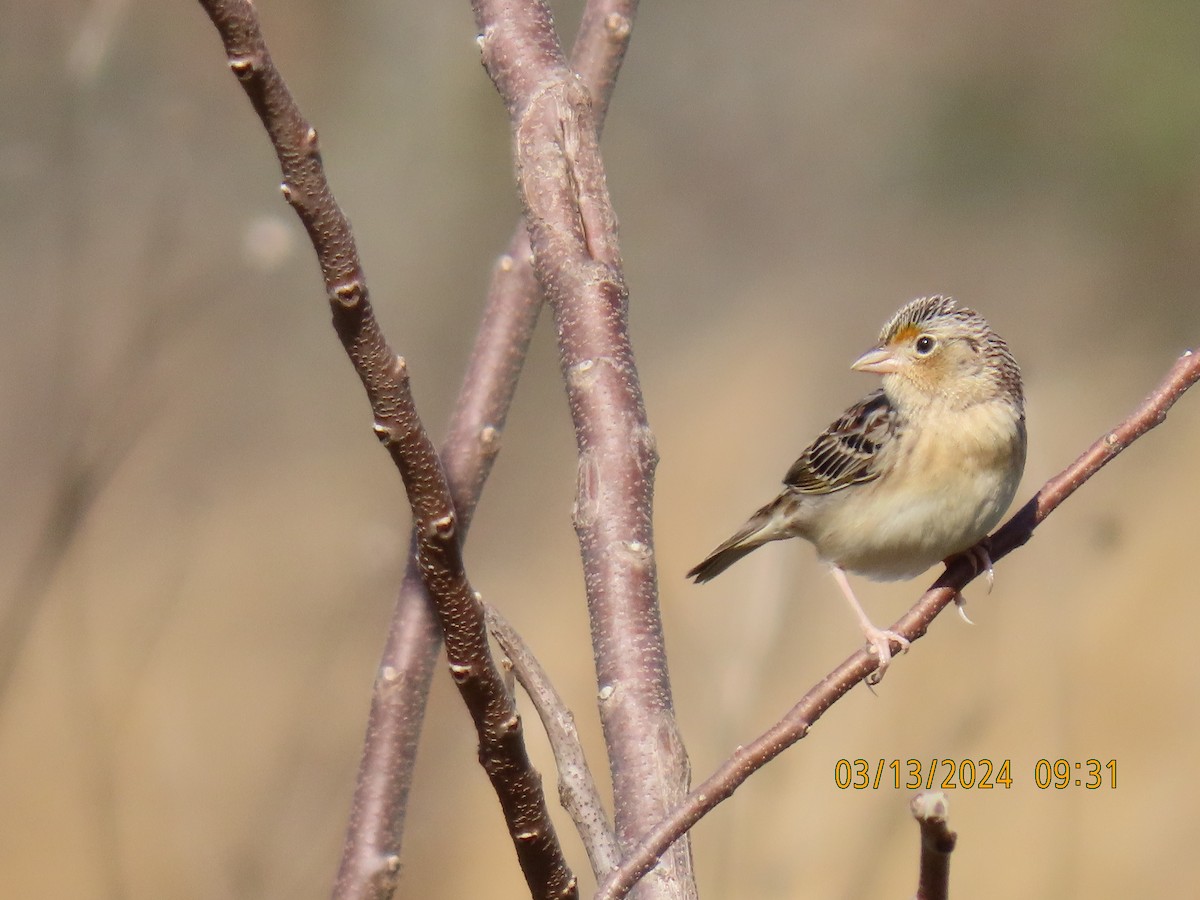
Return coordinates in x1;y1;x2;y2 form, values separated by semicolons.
2;0;1199;897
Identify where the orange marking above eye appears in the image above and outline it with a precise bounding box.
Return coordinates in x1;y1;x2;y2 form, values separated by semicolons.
889;324;921;345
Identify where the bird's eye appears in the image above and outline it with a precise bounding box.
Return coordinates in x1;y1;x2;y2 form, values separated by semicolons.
914;335;936;355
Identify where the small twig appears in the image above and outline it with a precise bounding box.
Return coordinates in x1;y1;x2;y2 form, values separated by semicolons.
196;3;575;898
486;605;621;877
596;348;1200;900
473;2;695;896
911;792;956;900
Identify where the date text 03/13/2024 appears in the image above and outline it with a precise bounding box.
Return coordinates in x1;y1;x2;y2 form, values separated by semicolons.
833;758;1117;791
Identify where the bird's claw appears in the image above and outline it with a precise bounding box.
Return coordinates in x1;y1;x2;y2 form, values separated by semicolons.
953;592;975;625
945;545;995;620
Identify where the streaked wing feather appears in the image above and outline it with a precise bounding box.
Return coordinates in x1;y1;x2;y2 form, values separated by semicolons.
784;389;896;494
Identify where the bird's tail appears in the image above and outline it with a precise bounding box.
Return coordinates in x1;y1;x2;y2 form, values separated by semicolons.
687;493;794;583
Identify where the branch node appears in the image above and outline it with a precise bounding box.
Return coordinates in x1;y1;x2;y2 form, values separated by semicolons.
429;513;457;540
475;25;496;63
567;357;597;386
497;252;515;272
227;56;255;79
384;854;402;874
911;791;950;824
303;125;320;157
331;279;366;309
381;665;399;682
279;182;294;204
371;421;394;444
516;829;541;843
618;539;652;566
635;422;659;469
597;683;615;702
480;424;501;452
448;662;471;683
604;12;632;39
595;273;628;307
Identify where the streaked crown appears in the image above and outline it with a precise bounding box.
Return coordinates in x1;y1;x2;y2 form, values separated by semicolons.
880;295;970;344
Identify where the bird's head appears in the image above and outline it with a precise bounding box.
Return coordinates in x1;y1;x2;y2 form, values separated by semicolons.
851;295;1023;413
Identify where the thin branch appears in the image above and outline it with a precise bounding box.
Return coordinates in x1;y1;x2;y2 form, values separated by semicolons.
911;792;955;900
486;605;621;876
472;2;694;897
196;3;575;898
332;3;639;897
596;348;1200;900
333;234;542;900
441;248;544;520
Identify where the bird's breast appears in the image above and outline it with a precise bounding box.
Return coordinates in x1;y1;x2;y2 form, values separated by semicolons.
805;402;1026;581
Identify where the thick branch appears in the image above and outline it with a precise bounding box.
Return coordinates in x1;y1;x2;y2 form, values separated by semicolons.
333;3;639;897
596;348;1200;900
472;1;694;897
196;3;574;898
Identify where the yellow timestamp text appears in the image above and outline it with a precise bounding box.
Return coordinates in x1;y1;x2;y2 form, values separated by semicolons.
833;758;1118;790
1033;758;1116;789
834;758;1013;790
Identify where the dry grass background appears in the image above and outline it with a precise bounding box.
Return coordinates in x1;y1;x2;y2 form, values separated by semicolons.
2;1;1199;897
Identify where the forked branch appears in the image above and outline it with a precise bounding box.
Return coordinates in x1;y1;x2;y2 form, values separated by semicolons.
486;605;621;876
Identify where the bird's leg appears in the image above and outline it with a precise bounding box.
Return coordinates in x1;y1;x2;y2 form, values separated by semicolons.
830;566;909;683
945;541;995;624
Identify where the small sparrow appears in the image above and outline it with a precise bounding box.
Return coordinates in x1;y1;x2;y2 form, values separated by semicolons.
688;295;1026;679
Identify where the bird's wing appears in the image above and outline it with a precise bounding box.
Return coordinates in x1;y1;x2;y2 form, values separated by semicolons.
783;389;897;494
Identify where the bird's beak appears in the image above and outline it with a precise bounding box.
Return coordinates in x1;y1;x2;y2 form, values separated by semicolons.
851;345;902;375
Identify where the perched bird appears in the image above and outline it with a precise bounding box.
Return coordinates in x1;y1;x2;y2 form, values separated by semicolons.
688;295;1026;679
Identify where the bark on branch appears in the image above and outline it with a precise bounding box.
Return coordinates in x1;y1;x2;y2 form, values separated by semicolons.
472;1;694;896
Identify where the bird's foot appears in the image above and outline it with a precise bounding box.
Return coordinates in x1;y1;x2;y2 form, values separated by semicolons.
864;625;910;685
830;565;911;685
